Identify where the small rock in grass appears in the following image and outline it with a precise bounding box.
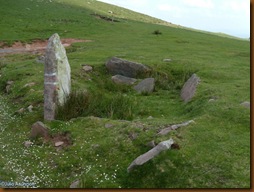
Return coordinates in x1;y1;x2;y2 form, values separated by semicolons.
24;82;36;88
24;141;33;148
82;65;93;72
163;58;172;62
147;116;153;119
105;123;114;128
7;81;14;85
16;108;25;114
55;141;64;147
70;180;80;188
27;105;33;112
30;121;49;139
146;140;156;148
241;101;250;108
111;75;137;85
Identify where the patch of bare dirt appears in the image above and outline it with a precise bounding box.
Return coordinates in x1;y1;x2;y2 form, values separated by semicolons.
43;131;72;150
0;38;92;56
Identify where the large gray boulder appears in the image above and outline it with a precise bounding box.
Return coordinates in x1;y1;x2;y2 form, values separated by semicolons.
133;78;155;94
105;57;151;78
180;74;200;102
112;75;137;85
44;33;71;121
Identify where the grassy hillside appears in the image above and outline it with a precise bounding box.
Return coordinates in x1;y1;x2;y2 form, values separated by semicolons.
0;0;250;188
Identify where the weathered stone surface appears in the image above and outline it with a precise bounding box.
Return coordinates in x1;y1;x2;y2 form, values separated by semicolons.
105;57;151;78
241;101;250;108
133;78;155;94
16;108;25;114
24;82;36;88
105;123;114;128
55;141;64;147
6;81;14;93
7;81;14;85
44;33;71;121
158;120;194;136
163;58;172;62
127;138;174;172
111;75;137;85
30;121;49;139
70;180;80;188
82;65;93;72
180;74;200;102
146;140;156;148
24;141;33;148
27;105;33;112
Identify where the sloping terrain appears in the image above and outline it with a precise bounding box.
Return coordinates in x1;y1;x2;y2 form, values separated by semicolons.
0;0;250;188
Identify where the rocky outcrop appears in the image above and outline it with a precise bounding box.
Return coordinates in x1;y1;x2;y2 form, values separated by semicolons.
180;74;200;102
105;57;151;78
44;33;71;121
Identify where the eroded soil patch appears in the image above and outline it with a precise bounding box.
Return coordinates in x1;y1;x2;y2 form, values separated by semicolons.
0;38;92;56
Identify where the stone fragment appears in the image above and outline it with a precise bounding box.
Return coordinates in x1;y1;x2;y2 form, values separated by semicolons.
105;57;151;78
70;180;80;188
30;121;49;139
129;132;138;140
146;140;156;148
158;120;194;136
6;80;14;93
82;65;93;72
55;141;64;147
127;138;174;172
133;78;155;94
180;74;200;102
240;101;250;108
163;58;172;62
147;116;153;119
24;82;36;88
5;85;11;93
105;123;114;128
24;141;33;148
111;75;137;85
44;33;71;121
27;105;33;112
7;81;14;85
16;108;25;114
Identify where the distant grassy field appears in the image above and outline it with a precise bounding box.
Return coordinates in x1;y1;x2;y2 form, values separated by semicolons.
0;0;250;188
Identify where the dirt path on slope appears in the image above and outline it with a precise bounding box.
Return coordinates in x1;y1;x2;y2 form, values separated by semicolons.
0;38;92;56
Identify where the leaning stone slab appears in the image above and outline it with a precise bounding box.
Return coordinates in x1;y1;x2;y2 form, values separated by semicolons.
105;57;151;78
127;138;174;172
30;121;49;139
133;78;155;94
44;33;71;121
158;120;195;135
112;75;137;85
180;74;200;102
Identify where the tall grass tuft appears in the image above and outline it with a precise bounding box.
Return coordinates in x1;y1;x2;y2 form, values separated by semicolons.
56;90;134;121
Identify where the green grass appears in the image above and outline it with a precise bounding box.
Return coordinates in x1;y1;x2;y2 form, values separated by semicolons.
0;0;250;188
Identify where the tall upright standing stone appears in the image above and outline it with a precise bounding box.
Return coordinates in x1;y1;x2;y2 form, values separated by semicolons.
44;33;71;121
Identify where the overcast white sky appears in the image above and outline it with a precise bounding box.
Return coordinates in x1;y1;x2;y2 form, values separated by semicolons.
97;0;250;38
